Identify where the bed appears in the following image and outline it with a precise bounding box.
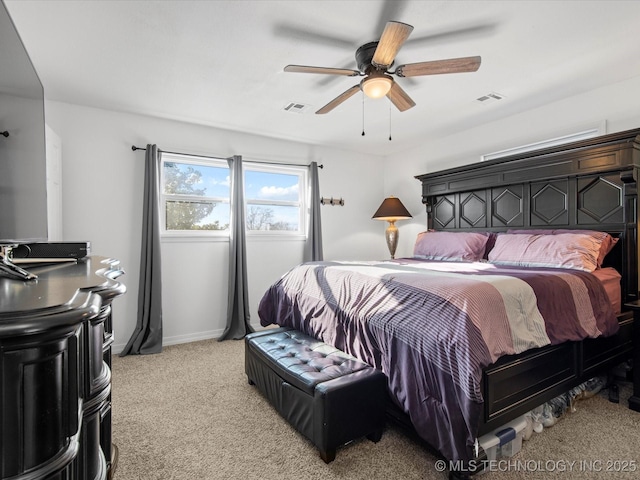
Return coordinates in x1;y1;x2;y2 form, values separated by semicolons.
258;128;640;473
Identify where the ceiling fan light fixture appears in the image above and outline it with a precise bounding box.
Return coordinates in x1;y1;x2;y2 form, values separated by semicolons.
361;74;393;99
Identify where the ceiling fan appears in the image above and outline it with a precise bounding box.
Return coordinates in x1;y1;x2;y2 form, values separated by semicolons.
284;21;481;114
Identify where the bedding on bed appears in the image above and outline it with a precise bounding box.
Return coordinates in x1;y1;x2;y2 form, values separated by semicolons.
413;231;490;261
257;258;619;463
505;228;619;268
488;232;603;271
592;267;622;314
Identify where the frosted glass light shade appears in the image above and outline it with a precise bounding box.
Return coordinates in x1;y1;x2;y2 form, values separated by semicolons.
361;75;393;99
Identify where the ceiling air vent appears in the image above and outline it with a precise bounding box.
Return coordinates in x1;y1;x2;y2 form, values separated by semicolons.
476;92;505;104
284;102;311;113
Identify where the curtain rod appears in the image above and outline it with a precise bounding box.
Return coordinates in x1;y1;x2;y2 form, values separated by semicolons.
131;145;323;169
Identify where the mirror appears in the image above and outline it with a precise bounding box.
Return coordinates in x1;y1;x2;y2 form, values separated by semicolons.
0;1;48;243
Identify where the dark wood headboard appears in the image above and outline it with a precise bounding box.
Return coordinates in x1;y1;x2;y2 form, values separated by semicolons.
416;128;640;307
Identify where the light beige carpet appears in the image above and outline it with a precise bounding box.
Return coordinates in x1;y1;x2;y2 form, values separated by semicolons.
111;338;640;479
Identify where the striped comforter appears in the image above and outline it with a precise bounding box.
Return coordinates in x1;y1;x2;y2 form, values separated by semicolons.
257;258;619;462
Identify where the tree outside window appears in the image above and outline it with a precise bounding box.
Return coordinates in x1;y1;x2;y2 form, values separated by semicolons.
162;156;230;233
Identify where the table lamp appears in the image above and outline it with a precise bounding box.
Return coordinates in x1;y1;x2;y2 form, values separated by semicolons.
372;196;412;259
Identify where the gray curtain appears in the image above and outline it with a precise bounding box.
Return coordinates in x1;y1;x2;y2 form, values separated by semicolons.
303;161;323;262
120;144;163;356
219;155;252;341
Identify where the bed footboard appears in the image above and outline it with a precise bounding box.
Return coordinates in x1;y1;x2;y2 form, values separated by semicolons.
480;310;633;435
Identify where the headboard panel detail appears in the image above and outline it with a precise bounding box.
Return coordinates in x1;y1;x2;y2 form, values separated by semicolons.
429;173;625;231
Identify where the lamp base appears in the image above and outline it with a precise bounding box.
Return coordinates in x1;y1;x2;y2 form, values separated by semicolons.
385;221;399;259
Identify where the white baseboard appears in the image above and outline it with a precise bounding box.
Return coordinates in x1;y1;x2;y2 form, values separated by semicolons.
112;323;265;355
112;329;222;355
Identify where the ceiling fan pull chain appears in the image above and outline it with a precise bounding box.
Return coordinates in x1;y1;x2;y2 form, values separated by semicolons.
361;92;365;136
389;102;392;141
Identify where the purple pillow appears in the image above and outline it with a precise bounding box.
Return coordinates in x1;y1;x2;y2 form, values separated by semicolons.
489;233;602;272
506;229;618;268
413;231;490;262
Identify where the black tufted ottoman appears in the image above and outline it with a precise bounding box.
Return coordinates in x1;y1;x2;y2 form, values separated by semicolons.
245;327;386;463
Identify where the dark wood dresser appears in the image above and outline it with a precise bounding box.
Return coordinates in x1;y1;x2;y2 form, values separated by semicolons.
0;256;126;480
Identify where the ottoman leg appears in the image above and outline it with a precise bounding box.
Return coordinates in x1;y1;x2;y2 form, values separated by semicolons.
319;448;336;464
366;429;383;443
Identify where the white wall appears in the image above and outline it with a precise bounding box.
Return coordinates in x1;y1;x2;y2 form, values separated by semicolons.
44;101;387;353
45;124;63;240
383;74;640;257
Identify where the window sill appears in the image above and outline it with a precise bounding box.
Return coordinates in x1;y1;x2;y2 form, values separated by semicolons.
247;233;306;242
161;233;307;243
161;233;229;243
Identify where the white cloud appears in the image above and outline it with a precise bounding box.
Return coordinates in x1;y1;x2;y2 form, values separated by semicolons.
210;175;230;187
259;184;299;198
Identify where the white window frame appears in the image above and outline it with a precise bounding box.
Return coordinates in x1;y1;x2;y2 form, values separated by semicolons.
243;161;308;239
160;153;230;240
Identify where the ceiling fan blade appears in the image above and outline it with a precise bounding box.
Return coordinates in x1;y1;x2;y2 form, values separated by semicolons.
395;56;481;77
386;81;415;112
316;85;360;114
372;21;414;69
284;65;360;76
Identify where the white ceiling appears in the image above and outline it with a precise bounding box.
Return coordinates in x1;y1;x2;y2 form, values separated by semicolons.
5;0;640;156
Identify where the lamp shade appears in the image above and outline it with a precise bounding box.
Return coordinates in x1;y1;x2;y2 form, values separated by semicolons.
361;75;393;98
372;196;412;221
361;75;393;99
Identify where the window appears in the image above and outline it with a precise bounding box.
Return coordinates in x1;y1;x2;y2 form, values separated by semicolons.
161;154;230;235
244;163;307;235
161;154;307;238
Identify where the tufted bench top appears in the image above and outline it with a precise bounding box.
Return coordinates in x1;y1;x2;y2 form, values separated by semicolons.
247;328;372;396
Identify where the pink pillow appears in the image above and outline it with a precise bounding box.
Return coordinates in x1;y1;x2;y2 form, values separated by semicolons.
413;231;489;262
506;229;618;268
489;233;602;272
